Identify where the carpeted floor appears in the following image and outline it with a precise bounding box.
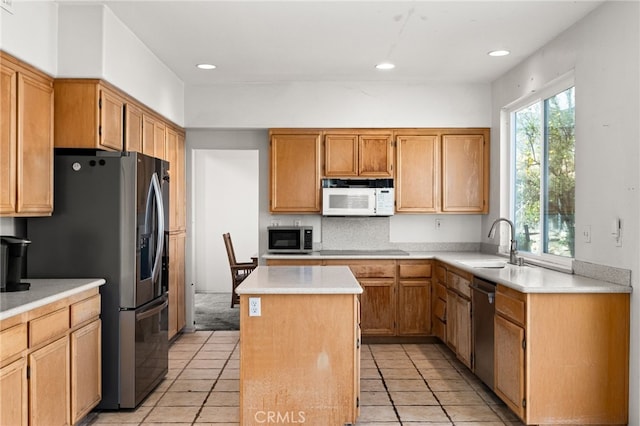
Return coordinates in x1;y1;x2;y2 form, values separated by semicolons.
194;292;240;331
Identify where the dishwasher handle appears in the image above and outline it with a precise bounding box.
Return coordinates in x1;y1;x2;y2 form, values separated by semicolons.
470;283;495;304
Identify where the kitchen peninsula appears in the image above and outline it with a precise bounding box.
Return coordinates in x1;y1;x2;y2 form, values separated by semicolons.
235;266;362;426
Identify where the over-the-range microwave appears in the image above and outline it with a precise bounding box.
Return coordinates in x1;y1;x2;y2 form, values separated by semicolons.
322;178;394;216
267;226;313;253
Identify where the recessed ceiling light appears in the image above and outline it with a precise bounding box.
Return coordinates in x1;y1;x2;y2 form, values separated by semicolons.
488;50;510;57
196;63;216;70
375;62;396;70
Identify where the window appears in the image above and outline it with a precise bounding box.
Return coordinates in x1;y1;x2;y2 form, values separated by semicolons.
510;83;575;261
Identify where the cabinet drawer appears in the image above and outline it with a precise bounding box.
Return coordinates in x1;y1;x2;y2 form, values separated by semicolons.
29;307;69;347
0;323;27;362
70;294;101;327
433;298;446;322
398;262;432;278
434;282;447;301
495;285;526;327
447;271;471;298
325;260;396;278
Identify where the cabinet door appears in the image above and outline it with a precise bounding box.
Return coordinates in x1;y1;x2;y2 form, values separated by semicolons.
99;88;124;151
17;70;53;215
154;120;167;160
125;103;143;153
167;128;186;232
397;279;431;336
455;295;472;368
441;134;488;212
142;114;155;157
0;61;17;214
168;233;186;339
359;134;393;177
324;134;358;176
445;289;457;351
359;278;395;336
70;319;101;424
270;133;321;212
494;314;526;420
29;336;70;426
395;135;438;212
0;357;28;426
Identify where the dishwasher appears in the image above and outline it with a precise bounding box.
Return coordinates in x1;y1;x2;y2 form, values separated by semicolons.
470;277;496;389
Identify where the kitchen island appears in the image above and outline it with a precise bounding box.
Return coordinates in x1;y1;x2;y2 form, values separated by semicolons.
235;266;362;426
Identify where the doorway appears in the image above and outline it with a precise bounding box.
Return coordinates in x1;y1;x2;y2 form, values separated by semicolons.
192;149;259;329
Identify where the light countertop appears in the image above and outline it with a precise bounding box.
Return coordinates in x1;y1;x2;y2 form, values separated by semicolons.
263;251;632;294
0;278;106;321
236;266;363;295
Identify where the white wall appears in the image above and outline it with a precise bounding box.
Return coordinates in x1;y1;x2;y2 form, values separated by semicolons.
193;150;259;293
57;4;185;126
186;82;491;128
0;1;58;76
2;2;185;126
490;2;640;424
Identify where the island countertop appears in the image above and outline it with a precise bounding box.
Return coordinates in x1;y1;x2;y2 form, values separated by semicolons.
0;278;106;321
235;265;362;295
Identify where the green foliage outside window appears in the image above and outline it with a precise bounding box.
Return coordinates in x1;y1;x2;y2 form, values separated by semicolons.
513;87;575;257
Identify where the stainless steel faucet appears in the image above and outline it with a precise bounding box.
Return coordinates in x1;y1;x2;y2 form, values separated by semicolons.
488;218;519;265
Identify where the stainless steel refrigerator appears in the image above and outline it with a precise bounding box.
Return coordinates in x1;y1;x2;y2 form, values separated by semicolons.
27;151;169;409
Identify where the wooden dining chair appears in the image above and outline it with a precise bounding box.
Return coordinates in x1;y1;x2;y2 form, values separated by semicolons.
223;233;258;308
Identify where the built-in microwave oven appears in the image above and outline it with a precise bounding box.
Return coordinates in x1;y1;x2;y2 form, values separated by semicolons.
267;226;313;253
322;178;395;216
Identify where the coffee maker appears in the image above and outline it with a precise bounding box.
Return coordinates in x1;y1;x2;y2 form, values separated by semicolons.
1;236;31;292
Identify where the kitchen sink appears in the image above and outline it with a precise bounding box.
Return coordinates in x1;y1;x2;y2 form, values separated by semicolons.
457;259;507;268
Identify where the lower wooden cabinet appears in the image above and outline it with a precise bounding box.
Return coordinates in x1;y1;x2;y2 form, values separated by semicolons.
444;267;472;368
29;336;70;426
0;288;102;426
0;357;28;426
70;320;102;424
494;284;630;425
431;264;447;341
168;232;186;339
397;260;432;336
266;258;433;337
359;277;396;336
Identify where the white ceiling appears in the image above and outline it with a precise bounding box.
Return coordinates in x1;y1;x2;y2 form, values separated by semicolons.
78;0;604;86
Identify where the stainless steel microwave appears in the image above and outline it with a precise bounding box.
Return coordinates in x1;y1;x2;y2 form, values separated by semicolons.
267;226;313;253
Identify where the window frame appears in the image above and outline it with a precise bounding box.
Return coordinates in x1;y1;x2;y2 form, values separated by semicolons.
503;73;575;269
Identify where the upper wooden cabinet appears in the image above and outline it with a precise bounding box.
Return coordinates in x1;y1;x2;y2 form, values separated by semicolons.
394;129;489;214
0;52;54;217
324;131;393;177
269;130;322;213
54;79;125;151
395;134;439;212
167;127;186;232
124;103;143;153
441;132;489;213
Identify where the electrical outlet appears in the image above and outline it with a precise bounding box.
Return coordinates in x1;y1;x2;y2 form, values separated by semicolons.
582;225;591;243
249;297;261;316
435;219;442;230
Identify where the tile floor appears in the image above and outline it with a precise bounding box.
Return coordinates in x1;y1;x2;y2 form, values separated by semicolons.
87;330;526;425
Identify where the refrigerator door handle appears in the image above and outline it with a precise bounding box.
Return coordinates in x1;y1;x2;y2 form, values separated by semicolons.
136;298;168;321
150;172;165;285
